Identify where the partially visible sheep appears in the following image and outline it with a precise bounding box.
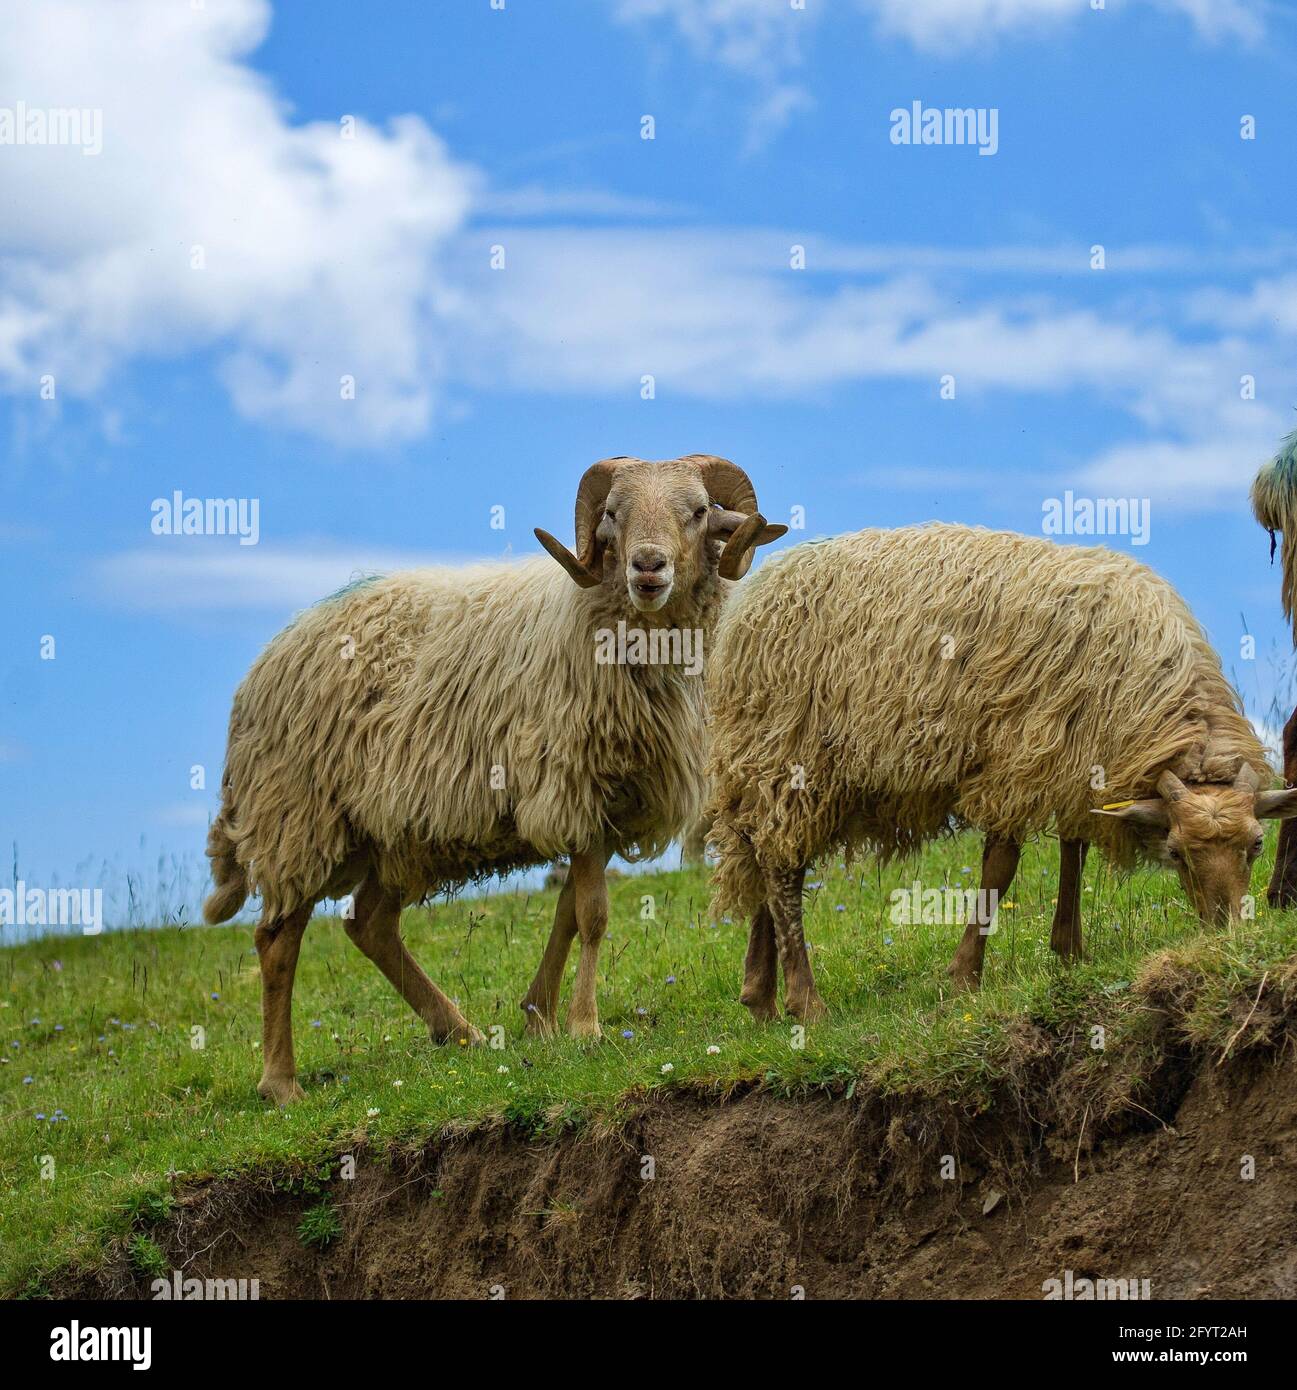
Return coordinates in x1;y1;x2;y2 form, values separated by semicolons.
1250;425;1297;905
705;524;1291;1016
205;455;784;1103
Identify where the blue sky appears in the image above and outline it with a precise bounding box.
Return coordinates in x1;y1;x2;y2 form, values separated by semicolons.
3;0;1297;928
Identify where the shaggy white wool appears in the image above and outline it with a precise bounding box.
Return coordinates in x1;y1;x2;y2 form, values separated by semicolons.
706;524;1270;919
206;555;721;920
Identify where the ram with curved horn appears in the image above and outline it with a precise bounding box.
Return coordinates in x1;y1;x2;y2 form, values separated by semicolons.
704;524;1293;1022
203;453;782;1103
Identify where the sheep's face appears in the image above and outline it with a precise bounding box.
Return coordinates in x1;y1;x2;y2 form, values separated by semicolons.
1095;768;1297;925
598;461;714;613
534;455;786;612
1159;786;1265;925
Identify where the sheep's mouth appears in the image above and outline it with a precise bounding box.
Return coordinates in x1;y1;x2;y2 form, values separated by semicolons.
630;578;672;610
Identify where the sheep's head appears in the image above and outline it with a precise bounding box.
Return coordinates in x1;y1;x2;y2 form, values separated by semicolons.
535;454;785;613
1093;765;1297;924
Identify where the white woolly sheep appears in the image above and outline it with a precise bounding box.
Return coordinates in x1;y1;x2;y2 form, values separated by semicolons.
705;524;1294;1018
204;454;784;1103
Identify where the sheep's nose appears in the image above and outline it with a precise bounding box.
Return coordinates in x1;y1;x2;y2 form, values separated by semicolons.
631;553;668;574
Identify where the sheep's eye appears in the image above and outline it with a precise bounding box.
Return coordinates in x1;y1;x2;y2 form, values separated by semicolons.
1169;847;1183;863
1252;837;1265;857
693;506;708;520
604;510;616;523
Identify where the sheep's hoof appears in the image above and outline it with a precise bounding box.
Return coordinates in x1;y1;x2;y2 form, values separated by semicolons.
523;1008;559;1038
945;964;980;993
785;991;827;1023
567;1015;602;1040
258;1073;305;1106
741;993;780;1023
440;1021;485;1048
1049;936;1082;964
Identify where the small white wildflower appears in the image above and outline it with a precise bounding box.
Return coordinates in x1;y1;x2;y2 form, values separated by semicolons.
392;1079;403;1088
366;1107;380;1117
660;1062;674;1074
706;1045;720;1055
496;1064;509;1074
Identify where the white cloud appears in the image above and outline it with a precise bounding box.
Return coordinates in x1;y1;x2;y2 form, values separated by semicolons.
1077;433;1282;510
449;224;1297;506
93;541;490;613
0;0;1285;497
616;0;812;78
864;0;1262;53
0;0;475;444
454;227;1210;395
613;0;1263;103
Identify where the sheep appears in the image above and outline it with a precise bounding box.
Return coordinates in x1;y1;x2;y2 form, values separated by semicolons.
204;454;784;1103
1250;425;1297;906
704;523;1296;1016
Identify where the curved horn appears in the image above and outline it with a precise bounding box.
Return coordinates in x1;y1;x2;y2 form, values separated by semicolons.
1157;770;1188;803
573;458;623;572
1091;799;1170;831
1233;762;1261;794
534;527;601;588
716;512;775;580
687;454;784;578
687;455;757;515
536;457;624;588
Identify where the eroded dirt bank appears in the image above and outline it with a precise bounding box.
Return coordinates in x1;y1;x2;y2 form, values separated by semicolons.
57;973;1297;1300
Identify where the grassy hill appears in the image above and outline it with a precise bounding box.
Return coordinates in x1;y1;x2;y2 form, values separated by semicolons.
2;830;1294;1296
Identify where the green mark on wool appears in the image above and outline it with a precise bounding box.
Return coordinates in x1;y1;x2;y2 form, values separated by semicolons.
316;572;383;606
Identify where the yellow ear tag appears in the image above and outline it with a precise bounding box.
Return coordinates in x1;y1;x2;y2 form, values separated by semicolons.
1100;800;1135;810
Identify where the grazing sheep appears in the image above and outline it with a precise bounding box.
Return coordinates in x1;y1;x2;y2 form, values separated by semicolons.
204;454;784;1103
705;524;1294;1016
1250;425;1297;905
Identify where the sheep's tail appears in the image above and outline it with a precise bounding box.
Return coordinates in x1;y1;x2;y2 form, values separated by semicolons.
203;810;249;924
706;811;767;924
1251;426;1297;645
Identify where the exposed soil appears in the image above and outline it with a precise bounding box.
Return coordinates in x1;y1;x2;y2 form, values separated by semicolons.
54;966;1297;1300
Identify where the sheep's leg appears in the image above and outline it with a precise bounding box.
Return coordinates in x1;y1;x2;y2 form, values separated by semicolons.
254;903;313;1105
739;905;779;1021
946;834;1020;990
766;866;827;1022
521;874;577;1036
346;878;483;1046
1048;838;1088;962
566;848;609;1039
1267;705;1297;907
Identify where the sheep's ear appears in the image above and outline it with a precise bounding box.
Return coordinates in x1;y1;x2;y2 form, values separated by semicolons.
1091;798;1170;831
534;528;602;589
1255;788;1297;820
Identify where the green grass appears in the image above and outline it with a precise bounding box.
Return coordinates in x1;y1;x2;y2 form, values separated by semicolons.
2;831;1295;1295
